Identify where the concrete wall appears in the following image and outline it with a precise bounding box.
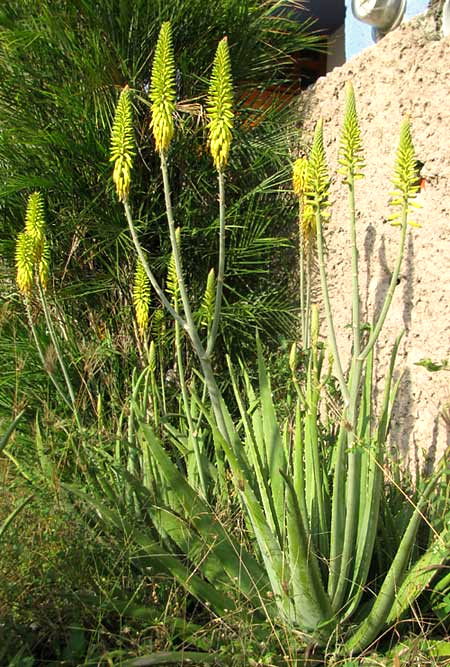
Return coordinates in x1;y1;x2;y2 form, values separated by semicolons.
297;11;449;469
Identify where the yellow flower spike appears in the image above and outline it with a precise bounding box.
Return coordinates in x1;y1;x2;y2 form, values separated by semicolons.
150;22;176;153
338;81;365;184
110;85;135;202
207;37;234;171
24;191;46;263
133;259;151;337
389;116;421;227
38;236;50;290
292;156;308;198
305;119;330;217
15;231;34;295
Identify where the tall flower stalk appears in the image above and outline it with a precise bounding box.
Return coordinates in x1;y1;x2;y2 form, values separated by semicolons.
16;193;81;428
110;23;235;460
205;36;233;358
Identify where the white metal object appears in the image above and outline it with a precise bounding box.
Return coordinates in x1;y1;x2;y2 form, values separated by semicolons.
351;0;407;32
443;0;450;37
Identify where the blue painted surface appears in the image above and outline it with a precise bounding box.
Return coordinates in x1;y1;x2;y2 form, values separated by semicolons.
345;0;429;59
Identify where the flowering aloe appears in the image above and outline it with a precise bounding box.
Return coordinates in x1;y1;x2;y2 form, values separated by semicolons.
338;81;365;184
16;192;49;294
150;22;176;153
389;116;421;227
207;37;233;171
110;85;135;202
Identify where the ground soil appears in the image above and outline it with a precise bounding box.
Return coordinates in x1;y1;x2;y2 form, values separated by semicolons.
296;10;449;470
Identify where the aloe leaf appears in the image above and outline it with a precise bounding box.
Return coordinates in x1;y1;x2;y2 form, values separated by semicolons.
256;336;286;540
304;345;329;558
344;464;445;654
0;409;25;454
65;484;233;615
138;422;267;603
386;525;450;624
211;423;293;623
0;493;33;540
282;471;334;636
227;357;280;538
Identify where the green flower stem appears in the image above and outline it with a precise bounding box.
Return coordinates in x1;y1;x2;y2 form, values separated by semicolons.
299;208;306;345
349;177;361;360
174;299;208;497
24;299;72;411
126;157;230;446
315;210;350;406
37;283;82;431
206;169;226;358
123;201;188;332
330;174;365;610
305;249;312;350
358;209;408;362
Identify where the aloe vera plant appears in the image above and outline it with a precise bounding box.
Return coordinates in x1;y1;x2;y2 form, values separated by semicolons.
15;23;448;659
100;29;449;655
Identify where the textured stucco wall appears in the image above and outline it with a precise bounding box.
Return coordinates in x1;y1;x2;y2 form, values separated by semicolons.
296;12;449;468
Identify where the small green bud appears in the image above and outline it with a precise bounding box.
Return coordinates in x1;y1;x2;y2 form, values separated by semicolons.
200;268;216;328
167;227;181;303
133;259;151;337
148;339;156;373
289;342;297;376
